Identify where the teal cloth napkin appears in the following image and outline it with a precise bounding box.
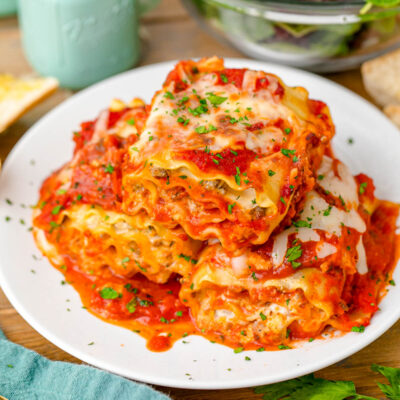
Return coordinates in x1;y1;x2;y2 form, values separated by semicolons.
0;328;170;400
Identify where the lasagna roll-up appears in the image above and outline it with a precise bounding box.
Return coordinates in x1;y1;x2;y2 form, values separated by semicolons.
123;57;334;252
180;156;398;347
33;100;201;284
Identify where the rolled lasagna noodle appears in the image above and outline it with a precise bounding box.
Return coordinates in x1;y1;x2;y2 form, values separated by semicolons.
33;100;201;284
179;156;376;346
122;57;335;252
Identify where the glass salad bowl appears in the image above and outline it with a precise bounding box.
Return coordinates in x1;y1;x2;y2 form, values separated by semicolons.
182;0;400;72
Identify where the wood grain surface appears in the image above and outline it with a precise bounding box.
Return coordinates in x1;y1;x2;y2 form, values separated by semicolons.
0;1;398;399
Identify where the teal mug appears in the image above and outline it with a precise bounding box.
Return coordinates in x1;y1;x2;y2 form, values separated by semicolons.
18;0;159;89
0;0;17;17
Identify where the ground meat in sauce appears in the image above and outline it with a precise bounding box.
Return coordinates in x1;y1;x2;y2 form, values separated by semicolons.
202;179;228;194
250;206;266;219
150;167;169;178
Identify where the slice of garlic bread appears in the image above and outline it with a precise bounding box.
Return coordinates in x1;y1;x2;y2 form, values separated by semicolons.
0;75;58;133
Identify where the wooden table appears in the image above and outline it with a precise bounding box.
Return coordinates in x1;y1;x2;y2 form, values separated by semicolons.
0;1;398;398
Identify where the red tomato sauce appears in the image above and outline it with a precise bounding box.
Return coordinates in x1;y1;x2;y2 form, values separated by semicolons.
177;147;256;176
58;259;195;352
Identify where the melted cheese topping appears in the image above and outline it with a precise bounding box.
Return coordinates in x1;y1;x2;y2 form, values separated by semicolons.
356;237;368;275
122;60;334;250
317;156;359;207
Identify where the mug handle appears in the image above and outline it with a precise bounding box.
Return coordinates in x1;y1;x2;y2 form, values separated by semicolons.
138;0;160;16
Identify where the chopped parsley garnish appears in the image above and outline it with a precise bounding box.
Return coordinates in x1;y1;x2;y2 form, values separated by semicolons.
351;325;365;333
177;116;190;126
268;170;276;177
51;205;62;215
286;245;302;268
256;347;265;352
121;257;130;264
100;287;119;300
177;96;189;105
76;194;83;201
195;124;217;134
178;253;197;264
207;92;227;107
278;345;291;350
164;91;175;99
281;148;296;157
280;197;286;205
251;271;258;281
293;220;311;228
5;198;13;205
359;182;367;195
227;203;236;214
389;279;396;286
323;205;333;216
317;174;324;181
259;312;267;321
126;299;137;313
284;128;291;134
126;118;135;125
234;347;244;354
234;166;241;186
195;125;207;134
220;73;228;83
104;164;114;174
230;149;238;156
212;158;219;165
245;356;251;361
176;311;183;317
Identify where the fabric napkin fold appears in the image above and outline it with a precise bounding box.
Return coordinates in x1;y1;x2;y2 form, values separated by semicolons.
0;327;170;400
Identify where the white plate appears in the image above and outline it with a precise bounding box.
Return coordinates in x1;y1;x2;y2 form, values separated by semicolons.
0;59;399;390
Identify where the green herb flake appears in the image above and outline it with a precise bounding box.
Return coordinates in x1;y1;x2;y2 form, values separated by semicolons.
323;206;333;216
281;148;296;157
164;91;175;99
359;182;368;195
51;205;62;215
126;299;137;314
234;347;244;354
104;164;114;174
286;245;302;268
100;287;119;300
293;220;311;228
207;92;228;107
